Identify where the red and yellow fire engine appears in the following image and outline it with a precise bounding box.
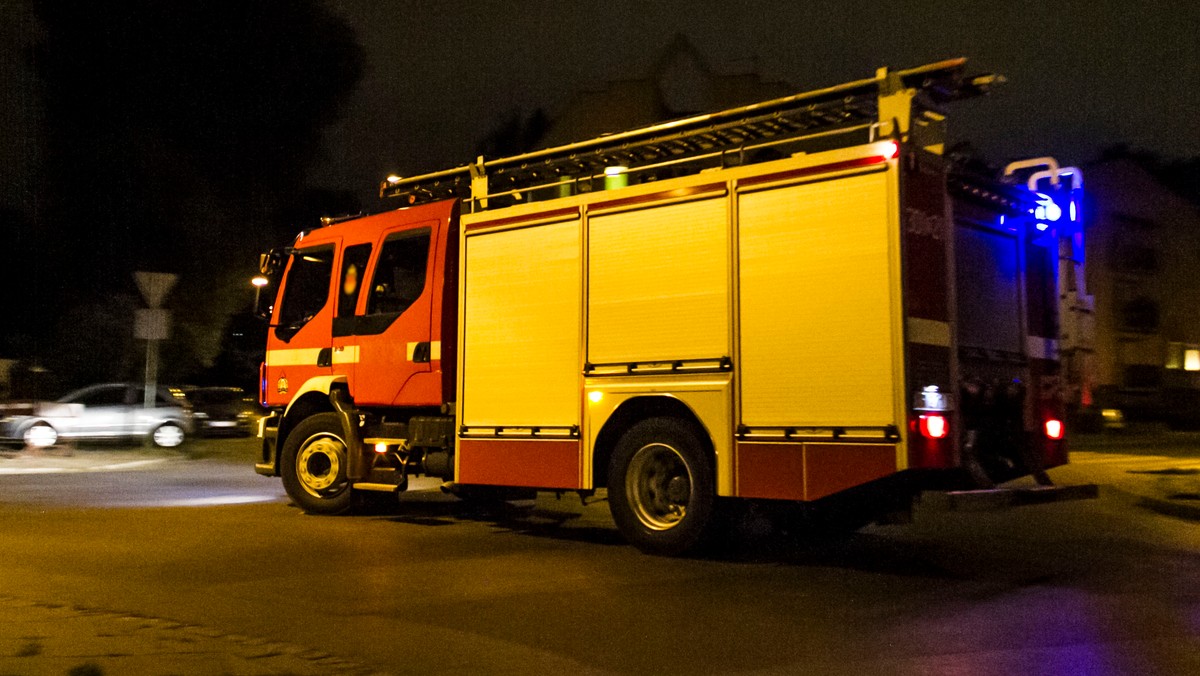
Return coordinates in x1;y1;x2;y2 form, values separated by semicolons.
254;59;1095;555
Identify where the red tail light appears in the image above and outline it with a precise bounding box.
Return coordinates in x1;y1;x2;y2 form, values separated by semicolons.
1045;419;1064;440
919;414;948;439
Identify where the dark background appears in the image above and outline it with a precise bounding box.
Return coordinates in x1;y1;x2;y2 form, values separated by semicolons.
2;0;1198;395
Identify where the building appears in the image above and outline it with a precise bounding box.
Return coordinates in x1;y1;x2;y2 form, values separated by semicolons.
537;34;793;148
1084;157;1200;424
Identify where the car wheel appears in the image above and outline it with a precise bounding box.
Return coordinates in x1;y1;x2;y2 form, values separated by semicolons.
23;422;58;448
281;413;354;515
608;417;717;556
150;422;186;448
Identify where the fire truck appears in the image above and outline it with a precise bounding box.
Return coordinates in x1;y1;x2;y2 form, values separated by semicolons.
253;58;1096;555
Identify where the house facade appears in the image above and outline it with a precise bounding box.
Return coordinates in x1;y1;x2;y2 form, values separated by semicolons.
1084;158;1200;423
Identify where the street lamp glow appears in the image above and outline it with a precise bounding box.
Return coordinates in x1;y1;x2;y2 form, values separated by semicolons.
251;275;269;287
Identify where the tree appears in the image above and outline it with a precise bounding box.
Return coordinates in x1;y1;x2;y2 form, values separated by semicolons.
475;108;551;159
27;0;364;387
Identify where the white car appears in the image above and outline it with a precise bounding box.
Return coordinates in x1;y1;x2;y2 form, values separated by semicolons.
0;383;195;448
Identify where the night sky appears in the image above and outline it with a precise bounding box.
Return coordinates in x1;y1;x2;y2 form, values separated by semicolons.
312;0;1200;205
1;0;1198;386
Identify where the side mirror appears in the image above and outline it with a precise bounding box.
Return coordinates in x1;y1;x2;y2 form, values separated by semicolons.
259;248;288;276
253;248;287;321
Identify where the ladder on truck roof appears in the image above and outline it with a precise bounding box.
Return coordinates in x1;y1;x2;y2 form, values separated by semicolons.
380;58;1002;211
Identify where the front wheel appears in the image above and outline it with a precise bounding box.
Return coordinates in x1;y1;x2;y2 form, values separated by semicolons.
608;417;716;556
281;413;354;515
23;422;58;448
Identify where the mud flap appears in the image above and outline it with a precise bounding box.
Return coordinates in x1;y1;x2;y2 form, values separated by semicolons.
254;413;281;476
918;483;1099;512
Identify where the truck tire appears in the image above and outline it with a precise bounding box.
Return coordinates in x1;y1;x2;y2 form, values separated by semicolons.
281;413;354;515
608;417;716;556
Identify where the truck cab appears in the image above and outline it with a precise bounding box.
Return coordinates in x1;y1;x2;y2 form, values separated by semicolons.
261;200;457;413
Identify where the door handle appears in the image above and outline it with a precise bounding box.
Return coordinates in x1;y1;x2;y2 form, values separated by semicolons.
412;342;431;363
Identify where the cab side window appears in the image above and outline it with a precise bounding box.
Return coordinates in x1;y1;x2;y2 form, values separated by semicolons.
275;245;334;342
338;244;373;318
367;230;430;317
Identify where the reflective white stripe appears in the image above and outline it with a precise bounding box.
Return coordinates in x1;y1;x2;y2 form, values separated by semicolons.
266;346;360;366
906;318;951;347
332;345;359;364
265;348;323;366
1027;336;1059;360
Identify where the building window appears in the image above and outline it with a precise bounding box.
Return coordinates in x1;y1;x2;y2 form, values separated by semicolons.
1124;364;1163;389
1110;214;1159;275
1165;343;1200;371
1119;295;1160;333
1167;342;1183;369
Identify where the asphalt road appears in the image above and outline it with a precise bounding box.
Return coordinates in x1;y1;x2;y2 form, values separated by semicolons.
1;437;1198;675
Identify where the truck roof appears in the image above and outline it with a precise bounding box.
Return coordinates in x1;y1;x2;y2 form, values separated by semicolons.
379;58;1001;210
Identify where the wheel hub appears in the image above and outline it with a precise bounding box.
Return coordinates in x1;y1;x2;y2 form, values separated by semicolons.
153;425;184;448
297;436;345;496
24;425;57;448
666;475;691;503
626;442;693;531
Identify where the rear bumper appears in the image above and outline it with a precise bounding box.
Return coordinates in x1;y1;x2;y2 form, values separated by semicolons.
918;483;1099;512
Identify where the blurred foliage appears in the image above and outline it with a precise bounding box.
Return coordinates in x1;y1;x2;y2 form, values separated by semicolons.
14;0;365;390
475;108;551;159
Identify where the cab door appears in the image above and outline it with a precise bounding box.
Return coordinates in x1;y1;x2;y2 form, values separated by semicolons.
349;224;436;407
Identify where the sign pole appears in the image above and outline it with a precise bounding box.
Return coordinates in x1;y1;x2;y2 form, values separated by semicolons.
134;272;178;411
144;338;159;409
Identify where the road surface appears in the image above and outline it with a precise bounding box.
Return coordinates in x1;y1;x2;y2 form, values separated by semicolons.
0;437;1197;674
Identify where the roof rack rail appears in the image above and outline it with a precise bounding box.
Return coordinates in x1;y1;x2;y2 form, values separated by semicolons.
381;58;1001;211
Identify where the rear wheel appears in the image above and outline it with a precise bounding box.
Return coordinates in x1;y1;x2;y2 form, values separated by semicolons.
608;417;716;556
151;422;185;448
281;413;354;515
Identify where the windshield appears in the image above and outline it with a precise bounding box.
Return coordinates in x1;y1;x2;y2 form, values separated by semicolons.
275;245;334;342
